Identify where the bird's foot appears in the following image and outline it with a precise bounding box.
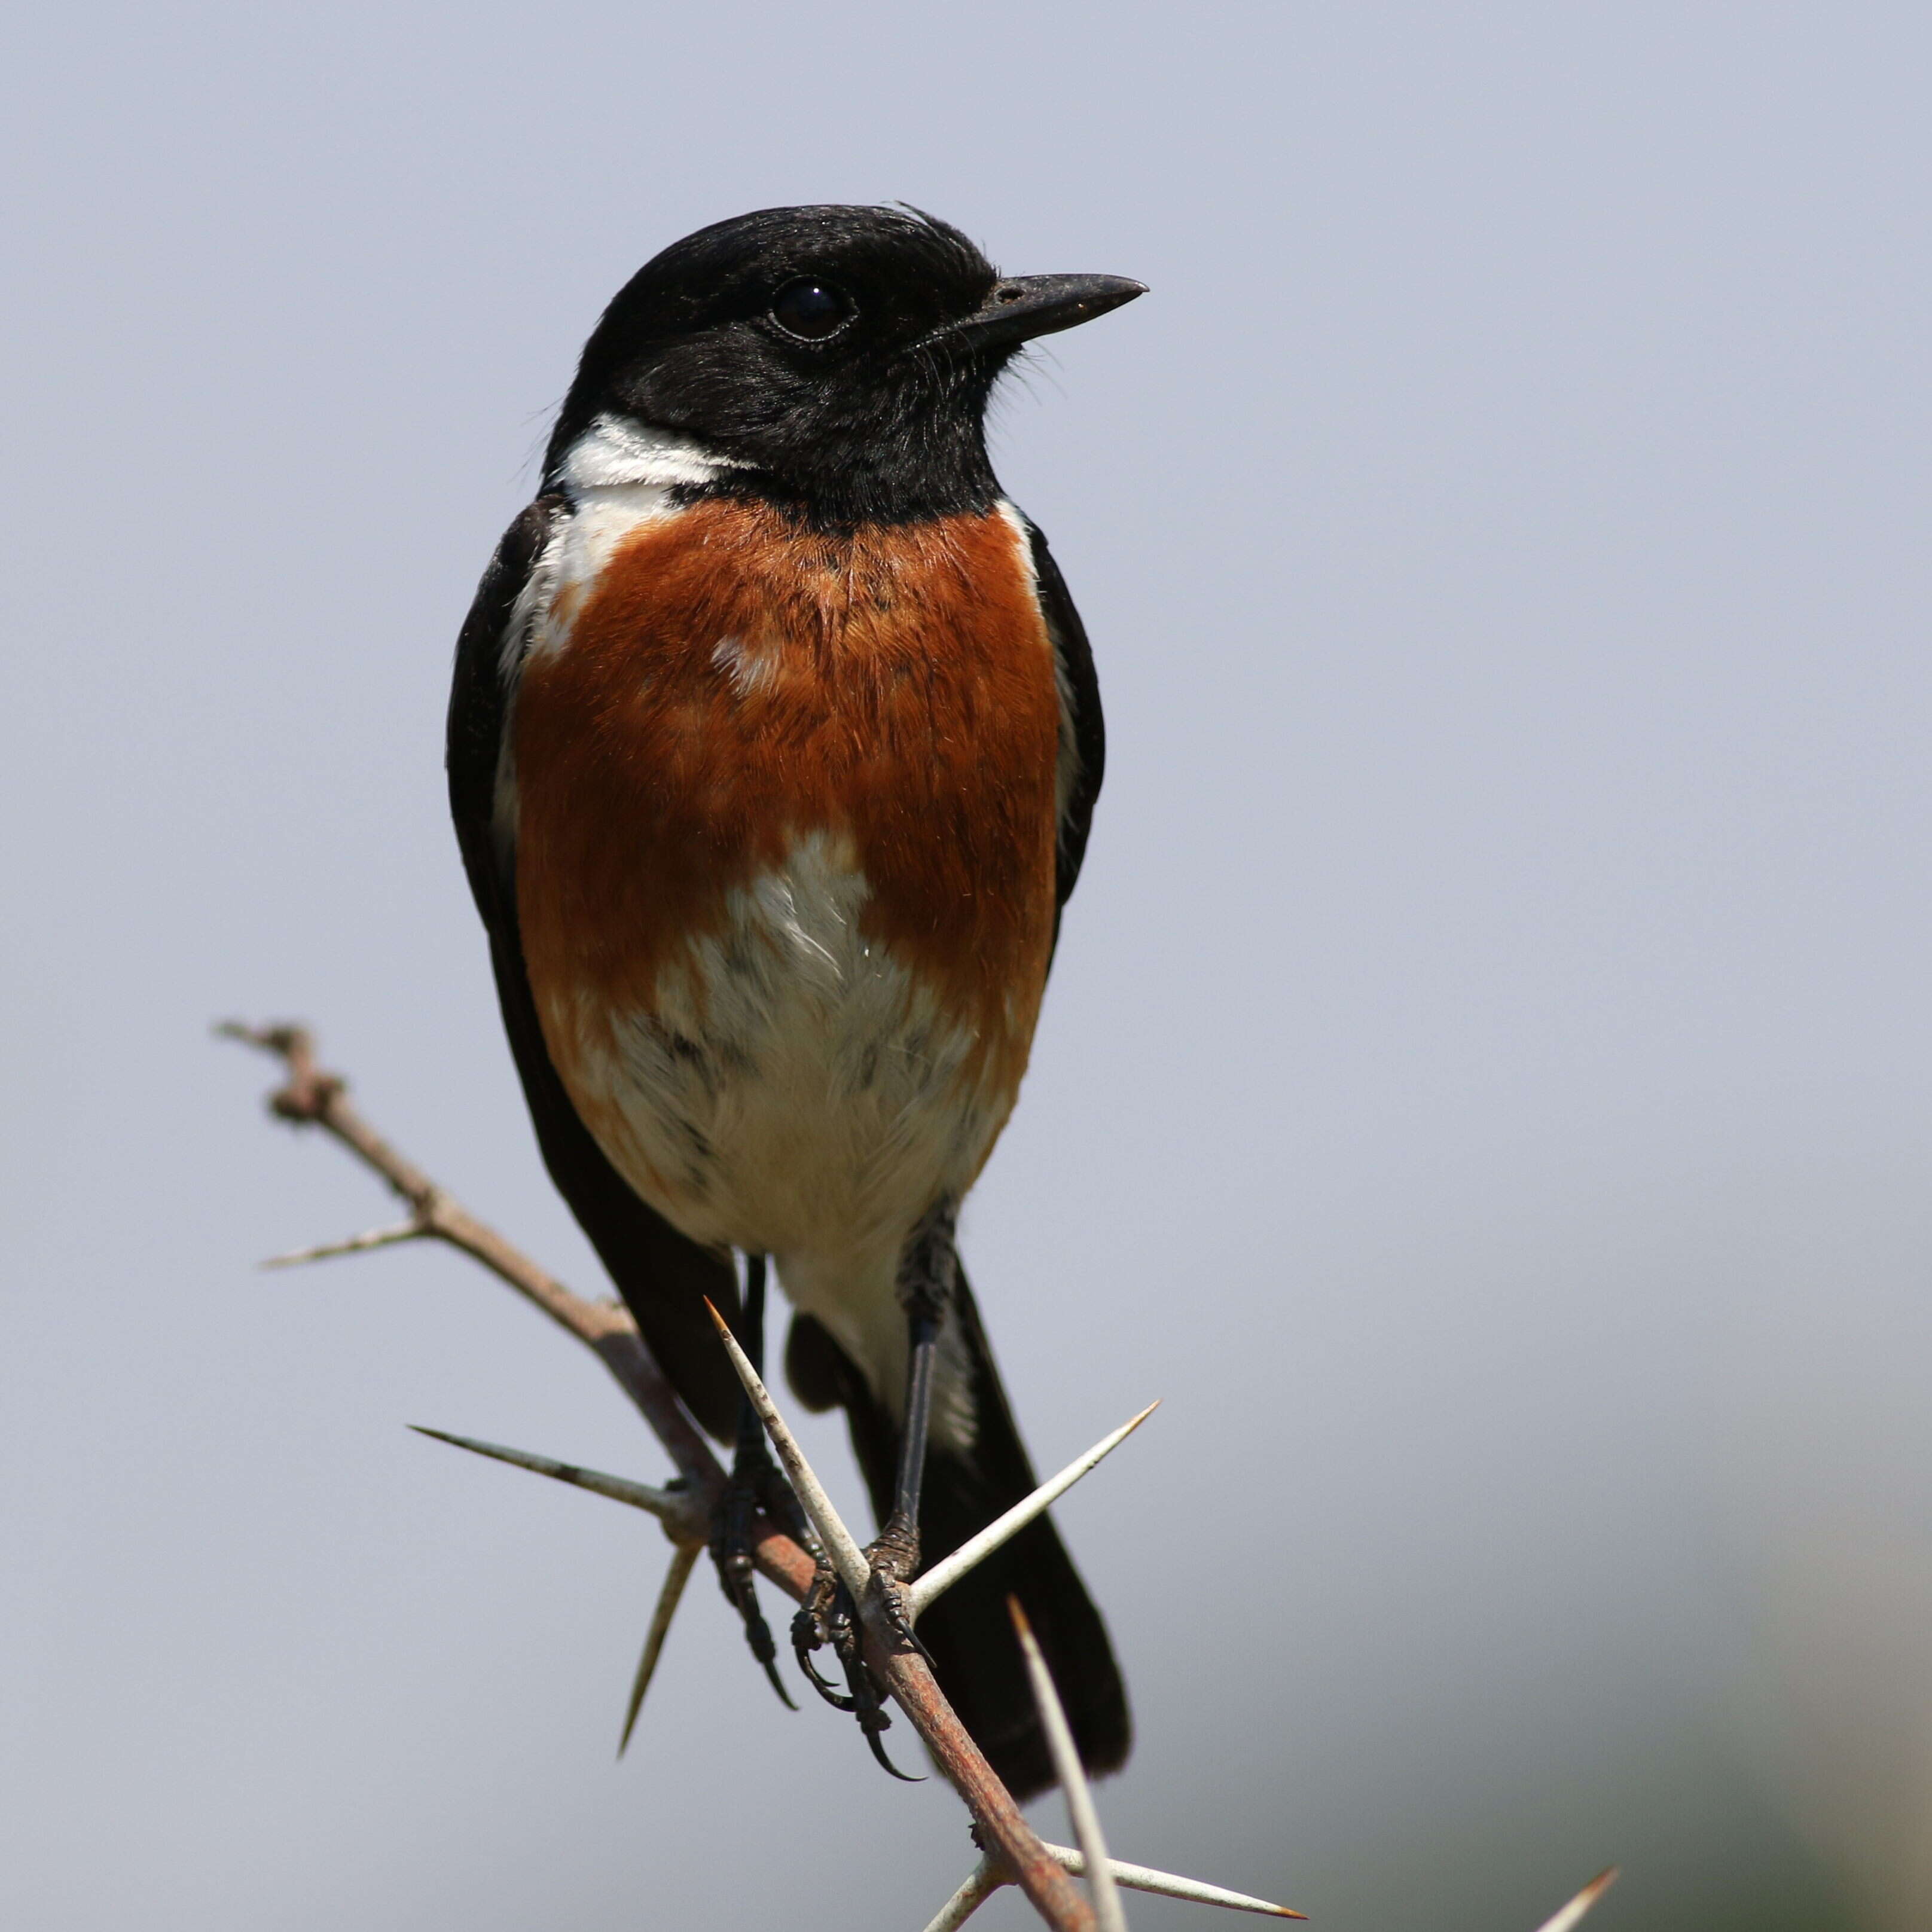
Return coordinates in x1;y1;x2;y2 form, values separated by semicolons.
863;1510;932;1661
788;1515;929;1780
709;1452;814;1709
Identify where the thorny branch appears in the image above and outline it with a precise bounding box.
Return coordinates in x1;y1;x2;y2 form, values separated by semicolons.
223;1020;1616;1931
218;1021;715;1491
222;1022;1095;1929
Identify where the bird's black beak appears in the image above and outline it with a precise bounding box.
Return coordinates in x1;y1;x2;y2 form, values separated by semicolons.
938;273;1147;353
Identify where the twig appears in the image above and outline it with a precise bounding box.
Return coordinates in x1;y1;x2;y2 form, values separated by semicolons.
1042;1848;1302;1920
877;1647;1095;1928
218;1021;717;1491
1012;1597;1128;1932
912;1403;1159;1616
619;1543;702;1755
924;1860;1003;1932
263;1221;428;1266
705;1299;871;1596
928;1843;1305;1928
1532;1867;1619;1932
408;1426;700;1536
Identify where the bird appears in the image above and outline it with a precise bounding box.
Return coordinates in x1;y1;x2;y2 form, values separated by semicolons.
445;203;1143;1797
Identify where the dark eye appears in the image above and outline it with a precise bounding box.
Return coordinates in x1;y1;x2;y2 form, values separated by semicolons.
770;279;853;341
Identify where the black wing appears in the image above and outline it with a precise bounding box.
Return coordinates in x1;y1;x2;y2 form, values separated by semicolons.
447;501;744;1440
1020;515;1106;931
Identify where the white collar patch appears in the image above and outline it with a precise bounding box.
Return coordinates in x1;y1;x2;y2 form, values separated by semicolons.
560;414;751;493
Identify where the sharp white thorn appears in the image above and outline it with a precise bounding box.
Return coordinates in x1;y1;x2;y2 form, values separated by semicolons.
618;1542;701;1756
262;1220;426;1267
409;1427;686;1524
1010;1598;1130;1932
919;1859;1002;1932
1042;1845;1305;1919
911;1402;1159;1617
706;1301;869;1597
1531;1867;1619;1932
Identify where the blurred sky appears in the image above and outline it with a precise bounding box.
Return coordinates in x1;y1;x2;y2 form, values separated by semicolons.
5;5;1930;1928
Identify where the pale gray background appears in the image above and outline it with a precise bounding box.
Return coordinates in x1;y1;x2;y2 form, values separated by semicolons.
5;5;1929;1928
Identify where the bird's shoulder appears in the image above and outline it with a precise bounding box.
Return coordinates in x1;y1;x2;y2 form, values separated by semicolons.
447;491;567;927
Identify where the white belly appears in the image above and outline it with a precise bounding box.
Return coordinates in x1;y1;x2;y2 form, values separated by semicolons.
556;831;1011;1399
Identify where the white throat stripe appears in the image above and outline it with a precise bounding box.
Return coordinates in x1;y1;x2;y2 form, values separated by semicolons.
560;414;750;493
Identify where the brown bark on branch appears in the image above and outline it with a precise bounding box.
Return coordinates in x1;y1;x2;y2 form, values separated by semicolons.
219;1021;716;1493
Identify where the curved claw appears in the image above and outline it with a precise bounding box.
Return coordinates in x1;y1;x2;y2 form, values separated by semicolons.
795;1567;929;1780
799;1651;853;1708
725;1576;796;1711
792;1603;856;1710
715;1468;796;1716
862;1718;924;1783
758;1646;798;1709
878;1585;938;1670
846;1669;927;1785
828;1589;925;1784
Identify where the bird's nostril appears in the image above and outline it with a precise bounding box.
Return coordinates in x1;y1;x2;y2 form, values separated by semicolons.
996;286;1023;303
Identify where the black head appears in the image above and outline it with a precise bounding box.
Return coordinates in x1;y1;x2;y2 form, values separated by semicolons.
543;205;1144;526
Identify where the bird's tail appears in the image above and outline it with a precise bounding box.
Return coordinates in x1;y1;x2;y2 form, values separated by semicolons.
786;1271;1131;1799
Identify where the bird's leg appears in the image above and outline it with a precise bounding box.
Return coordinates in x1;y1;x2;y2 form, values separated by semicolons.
789;1205;955;1777
864;1201;957;1663
870;1201;957;1583
709;1252;802;1708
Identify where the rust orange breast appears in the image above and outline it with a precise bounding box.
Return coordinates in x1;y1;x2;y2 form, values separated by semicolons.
511;498;1063;1094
